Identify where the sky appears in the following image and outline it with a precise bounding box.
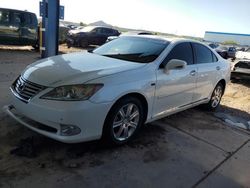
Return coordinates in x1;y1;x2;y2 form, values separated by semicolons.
1;0;250;37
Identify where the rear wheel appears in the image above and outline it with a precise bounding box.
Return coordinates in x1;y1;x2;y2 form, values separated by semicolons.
102;97;145;145
204;83;224;110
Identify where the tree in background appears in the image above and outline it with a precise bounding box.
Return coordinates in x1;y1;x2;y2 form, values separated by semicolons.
223;41;238;46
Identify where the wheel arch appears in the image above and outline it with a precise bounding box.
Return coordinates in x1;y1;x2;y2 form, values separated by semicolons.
217;79;226;94
111;92;149;123
101;92;149;143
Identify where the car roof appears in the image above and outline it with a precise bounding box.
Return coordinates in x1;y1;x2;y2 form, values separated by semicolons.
87;26;116;30
0;7;35;15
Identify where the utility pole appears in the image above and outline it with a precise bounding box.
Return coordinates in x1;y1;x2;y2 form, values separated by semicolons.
40;0;64;58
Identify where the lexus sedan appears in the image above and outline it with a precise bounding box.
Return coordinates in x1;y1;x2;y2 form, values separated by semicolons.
4;36;231;145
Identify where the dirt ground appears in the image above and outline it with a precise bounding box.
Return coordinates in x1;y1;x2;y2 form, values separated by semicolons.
0;45;249;188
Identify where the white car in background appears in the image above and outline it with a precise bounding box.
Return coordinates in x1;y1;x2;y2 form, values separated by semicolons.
4;36;231;145
236;48;250;59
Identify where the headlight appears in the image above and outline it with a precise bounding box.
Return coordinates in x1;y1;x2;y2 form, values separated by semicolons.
40;84;103;101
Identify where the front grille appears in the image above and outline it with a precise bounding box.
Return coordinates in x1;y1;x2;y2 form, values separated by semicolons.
11;76;46;103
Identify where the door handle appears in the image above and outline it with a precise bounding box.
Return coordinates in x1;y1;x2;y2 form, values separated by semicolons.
189;70;196;76
216;66;221;70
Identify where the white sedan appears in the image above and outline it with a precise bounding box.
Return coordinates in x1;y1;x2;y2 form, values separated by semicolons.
4;36;231;145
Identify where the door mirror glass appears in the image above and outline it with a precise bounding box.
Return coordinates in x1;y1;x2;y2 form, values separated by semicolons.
164;59;187;73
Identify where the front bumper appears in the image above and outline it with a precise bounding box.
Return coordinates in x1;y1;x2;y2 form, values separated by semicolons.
3;92;112;143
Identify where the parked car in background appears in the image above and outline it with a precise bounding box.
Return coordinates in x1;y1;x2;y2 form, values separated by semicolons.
58;23;70;44
106;30;154;42
67;24;78;30
66;26;120;48
215;46;236;60
208;43;219;49
231;60;250;80
236;48;250;59
4;36;230;145
0;8;38;48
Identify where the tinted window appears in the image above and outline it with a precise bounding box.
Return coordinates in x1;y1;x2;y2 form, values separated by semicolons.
228;47;236;52
12;12;22;25
161;42;194;68
24;13;32;25
93;36;169;63
95;28;102;34
101;28;113;34
0;10;10;24
101;28;109;34
194;43;214;64
30;14;38;26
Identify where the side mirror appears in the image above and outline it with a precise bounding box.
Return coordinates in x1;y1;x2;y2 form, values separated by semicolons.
164;59;187;73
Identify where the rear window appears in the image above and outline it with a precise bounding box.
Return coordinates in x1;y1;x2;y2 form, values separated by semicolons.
23;13;32;25
93;36;169;63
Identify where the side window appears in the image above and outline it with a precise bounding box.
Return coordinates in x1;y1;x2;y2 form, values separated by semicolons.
101;28;108;34
193;43;214;64
31;14;38;26
95;28;102;34
212;52;218;62
161;42;194;68
12;12;22;25
101;28;112;34
23;13;32;25
0;10;10;24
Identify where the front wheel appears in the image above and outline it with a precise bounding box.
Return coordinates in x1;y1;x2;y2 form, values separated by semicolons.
102;97;145;145
204;83;224;110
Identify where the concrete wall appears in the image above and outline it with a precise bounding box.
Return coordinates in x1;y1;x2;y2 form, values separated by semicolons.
204;31;250;46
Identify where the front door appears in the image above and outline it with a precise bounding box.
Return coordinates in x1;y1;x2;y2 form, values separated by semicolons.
153;42;197;118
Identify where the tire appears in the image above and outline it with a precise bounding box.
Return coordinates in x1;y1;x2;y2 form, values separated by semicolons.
32;40;39;51
80;39;88;48
204;83;224;111
102;97;145;145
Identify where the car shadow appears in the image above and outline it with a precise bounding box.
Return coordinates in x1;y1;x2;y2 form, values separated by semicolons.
231;79;250;87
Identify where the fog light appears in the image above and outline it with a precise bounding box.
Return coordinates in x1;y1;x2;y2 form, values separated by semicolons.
60;124;81;136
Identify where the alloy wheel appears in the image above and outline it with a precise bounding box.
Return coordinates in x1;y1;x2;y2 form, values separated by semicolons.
211;86;223;108
112;103;140;141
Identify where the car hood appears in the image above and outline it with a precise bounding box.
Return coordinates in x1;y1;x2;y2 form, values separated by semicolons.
22;52;145;87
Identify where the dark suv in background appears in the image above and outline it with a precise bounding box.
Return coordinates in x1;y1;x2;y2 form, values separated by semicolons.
66;26;120;48
0;8;38;48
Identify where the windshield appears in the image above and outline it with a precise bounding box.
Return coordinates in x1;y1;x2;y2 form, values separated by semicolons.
93;37;169;63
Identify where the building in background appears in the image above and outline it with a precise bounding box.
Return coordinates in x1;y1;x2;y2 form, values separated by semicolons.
204;31;250;46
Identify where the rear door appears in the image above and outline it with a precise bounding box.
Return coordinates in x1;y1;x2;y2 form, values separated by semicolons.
153;42;197;118
89;27;103;45
9;11;22;45
19;12;37;45
192;43;221;102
